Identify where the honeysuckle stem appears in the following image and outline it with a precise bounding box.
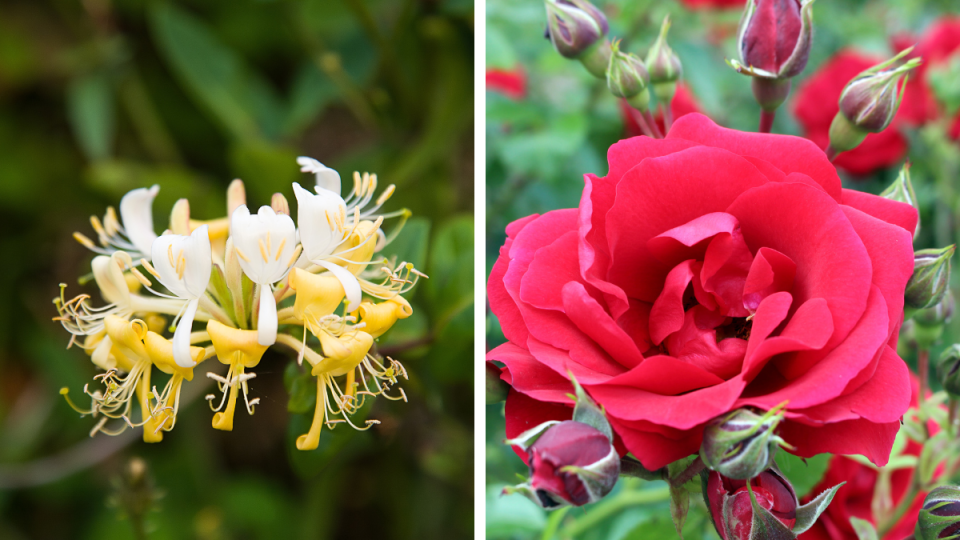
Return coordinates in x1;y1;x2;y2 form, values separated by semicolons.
759;109;775;133
561;485;672;538
199;295;233;327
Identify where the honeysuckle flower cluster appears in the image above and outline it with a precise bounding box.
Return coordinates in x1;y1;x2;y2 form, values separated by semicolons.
55;158;424;449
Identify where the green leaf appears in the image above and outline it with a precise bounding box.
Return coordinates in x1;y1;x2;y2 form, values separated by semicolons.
486;484;547;538
66;73;115;161
284;63;338;137
425;215;474;330
570;375;613;441
149;3;263;142
849;517;879;540
284;362;316;414
227;140;300;204
775;452;831;498
793;482;844;534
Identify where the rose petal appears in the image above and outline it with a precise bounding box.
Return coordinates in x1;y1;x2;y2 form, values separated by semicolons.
491;342;573;403
562;281;645;369
743;248;797;312
602;354;726;395
649;260;698;345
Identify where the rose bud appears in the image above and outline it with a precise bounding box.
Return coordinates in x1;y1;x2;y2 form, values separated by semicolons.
701;406;790;480
645;16;683;105
906;246;955;310
703;468;842;540
916;485;960;540
504;420;619;508
607;42;651;112
937;345;960;398
828;48;922;155
503;376;620;508
880;164;920;239
729;0;814;114
543;0;611;78
914;291;955;350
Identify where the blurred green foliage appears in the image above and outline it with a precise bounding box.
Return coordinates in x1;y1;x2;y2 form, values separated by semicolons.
0;0;474;539
485;0;960;538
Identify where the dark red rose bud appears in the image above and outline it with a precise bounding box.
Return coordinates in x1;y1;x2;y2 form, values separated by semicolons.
544;0;604;60
505;420;619;508
916;485;960;540
828;48;922;154
703;468;843;539
732;0;813;80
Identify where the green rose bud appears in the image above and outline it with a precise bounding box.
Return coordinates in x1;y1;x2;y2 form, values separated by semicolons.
828;48;922;154
645;16;683;105
916;485;960;540
607;41;651;111
700;405;790;480
880;164;920;239
486;362;509;404
937;344;960;398
906;246;955;310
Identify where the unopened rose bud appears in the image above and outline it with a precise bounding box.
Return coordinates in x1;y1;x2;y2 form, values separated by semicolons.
828;48;922;154
607;43;651;112
880;164;919;239
914;291;955;350
645;16;683;105
916;485;960;540
701;406;788;480
937;345;960;398
906;246;955;310
486;362;509;403
704;468;842;540
544;0;604;60
505;420;619;508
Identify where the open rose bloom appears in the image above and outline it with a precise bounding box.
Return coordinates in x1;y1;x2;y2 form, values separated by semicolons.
489;113;918;470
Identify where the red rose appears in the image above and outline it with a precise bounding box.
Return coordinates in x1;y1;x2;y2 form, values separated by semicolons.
622;83;702;137
793;50;908;175
896;17;960;136
526;420;619;507
489;113;917;471
678;0;746;9
486;67;527;100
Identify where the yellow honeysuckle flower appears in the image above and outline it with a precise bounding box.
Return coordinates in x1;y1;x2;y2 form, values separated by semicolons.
143;331;208;437
357;296;413;338
206;320;268;431
289;267;346;334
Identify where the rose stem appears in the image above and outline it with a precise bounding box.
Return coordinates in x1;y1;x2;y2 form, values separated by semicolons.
825;146;839;161
628;107;657;139
919;348;930;413
561;485;672;538
642;109;665;139
671;456;705;487
758;109;775;133
662;104;673;132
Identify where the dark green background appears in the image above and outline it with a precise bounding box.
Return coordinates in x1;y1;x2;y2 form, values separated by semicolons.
0;0;474;538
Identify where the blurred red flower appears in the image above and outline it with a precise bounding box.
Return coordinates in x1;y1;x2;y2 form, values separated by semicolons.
896;17;960;133
678;0;746;9
486;67;527;100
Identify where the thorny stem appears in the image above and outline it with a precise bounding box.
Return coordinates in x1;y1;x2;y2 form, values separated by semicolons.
671;456;705;487
759;109;775;133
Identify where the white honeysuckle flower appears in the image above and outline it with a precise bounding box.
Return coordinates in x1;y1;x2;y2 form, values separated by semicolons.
119;185;161;256
297;156;341;195
150;225;212;368
75;185;161;262
292;182;363;313
230;205;300;346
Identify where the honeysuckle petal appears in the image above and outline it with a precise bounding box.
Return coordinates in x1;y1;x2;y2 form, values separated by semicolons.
151;225;212;299
173;298;200;368
297;156;341;195
91;254;131;306
257;285;278;346
230;204;298;285
314;259;362;314
294;182;347;261
119;185;160;257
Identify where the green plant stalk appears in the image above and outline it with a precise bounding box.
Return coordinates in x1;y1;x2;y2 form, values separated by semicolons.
561;486;672;538
540;506;571;540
